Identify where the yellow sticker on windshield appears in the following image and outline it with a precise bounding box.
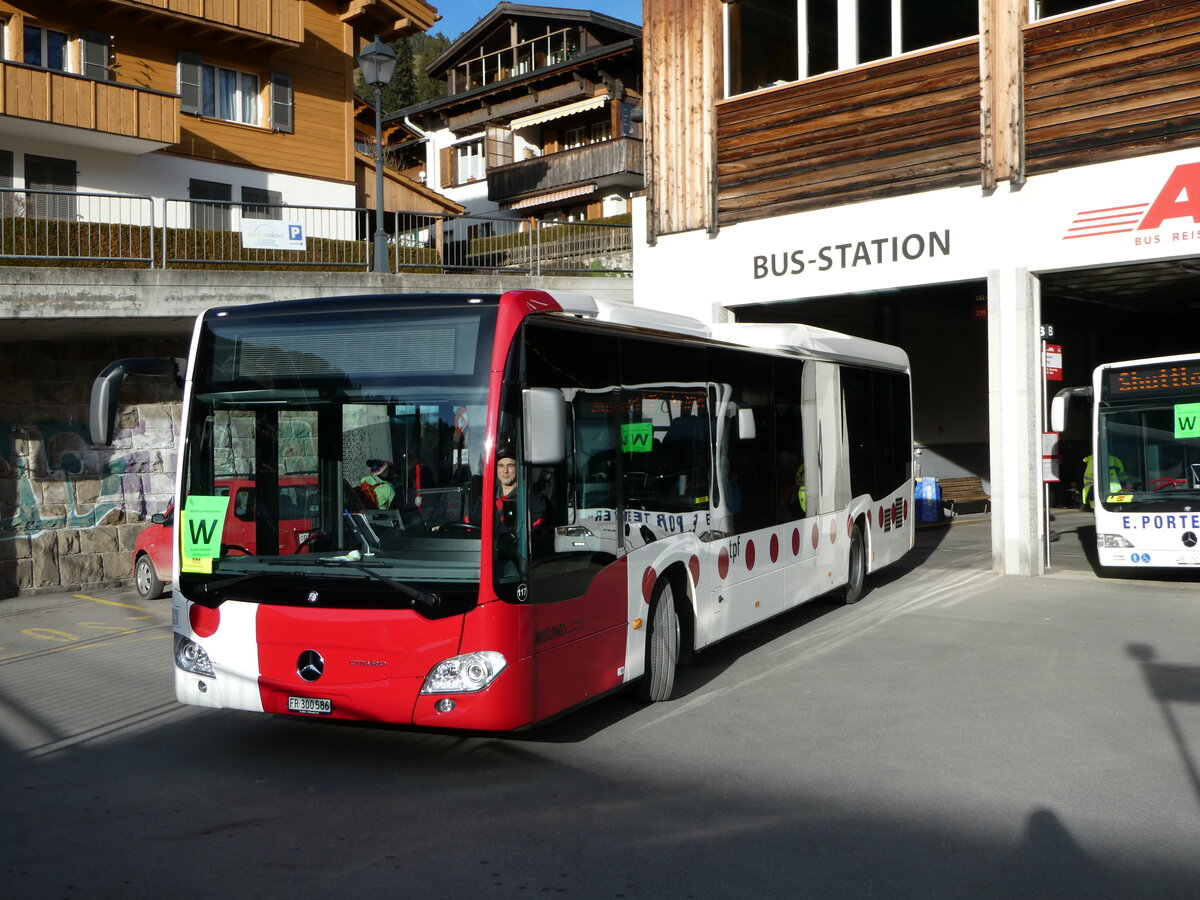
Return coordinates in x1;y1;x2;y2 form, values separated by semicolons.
180;556;213;574
1106;494;1133;504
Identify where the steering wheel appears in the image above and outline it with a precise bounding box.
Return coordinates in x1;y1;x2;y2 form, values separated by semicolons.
1150;477;1186;492
438;522;480;533
221;543;253;556
296;532;325;553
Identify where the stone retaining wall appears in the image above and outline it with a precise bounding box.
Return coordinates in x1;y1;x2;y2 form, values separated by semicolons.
0;338;186;596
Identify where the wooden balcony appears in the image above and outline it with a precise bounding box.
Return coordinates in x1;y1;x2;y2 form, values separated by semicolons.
488;137;644;203
0;62;179;153
95;0;304;47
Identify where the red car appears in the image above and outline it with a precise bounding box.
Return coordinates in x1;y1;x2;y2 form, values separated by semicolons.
132;478;318;600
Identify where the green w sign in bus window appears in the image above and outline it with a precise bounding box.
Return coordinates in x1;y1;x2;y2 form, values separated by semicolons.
622;422;653;453
1175;403;1200;439
182;495;230;559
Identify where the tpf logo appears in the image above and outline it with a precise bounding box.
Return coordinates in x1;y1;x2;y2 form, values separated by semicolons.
1064;162;1200;240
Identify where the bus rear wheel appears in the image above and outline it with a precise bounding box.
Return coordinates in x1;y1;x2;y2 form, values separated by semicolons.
639;580;679;702
841;524;866;604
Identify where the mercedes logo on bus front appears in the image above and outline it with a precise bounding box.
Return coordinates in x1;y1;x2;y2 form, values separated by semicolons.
1183;532;1198;548
297;650;325;682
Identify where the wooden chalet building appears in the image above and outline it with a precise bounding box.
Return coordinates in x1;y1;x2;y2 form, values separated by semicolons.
634;0;1200;576
395;3;643;224
0;0;437;224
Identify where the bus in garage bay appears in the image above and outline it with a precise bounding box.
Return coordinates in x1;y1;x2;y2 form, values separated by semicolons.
91;290;913;730
1053;353;1200;570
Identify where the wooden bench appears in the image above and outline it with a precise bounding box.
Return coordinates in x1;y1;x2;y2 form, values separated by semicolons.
939;477;991;514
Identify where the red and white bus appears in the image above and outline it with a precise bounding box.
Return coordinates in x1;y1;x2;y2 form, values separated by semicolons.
91;290;913;730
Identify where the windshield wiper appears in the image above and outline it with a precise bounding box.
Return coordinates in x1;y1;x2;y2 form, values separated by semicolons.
315;558;442;609
193;558;304;596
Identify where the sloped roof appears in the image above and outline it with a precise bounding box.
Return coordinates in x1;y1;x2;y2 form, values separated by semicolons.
427;2;641;76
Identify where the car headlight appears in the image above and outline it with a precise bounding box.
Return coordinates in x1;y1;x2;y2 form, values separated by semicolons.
1098;533;1134;549
175;633;215;677
420;651;506;694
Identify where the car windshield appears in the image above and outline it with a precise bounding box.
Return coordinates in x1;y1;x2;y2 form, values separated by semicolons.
178;297;498;600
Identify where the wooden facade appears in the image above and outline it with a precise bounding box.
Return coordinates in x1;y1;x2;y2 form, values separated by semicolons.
646;0;1200;237
1024;0;1200;174
715;41;981;226
0;59;179;144
95;0;305;46
642;0;721;237
1;1;435;185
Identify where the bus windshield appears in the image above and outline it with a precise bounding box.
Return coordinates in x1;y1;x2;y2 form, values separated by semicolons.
179;299;498;599
1098;400;1200;511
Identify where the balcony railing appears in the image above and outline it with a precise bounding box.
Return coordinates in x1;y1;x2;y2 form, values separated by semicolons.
488;137;644;203
0;189;632;275
451;27;582;94
0;61;179;148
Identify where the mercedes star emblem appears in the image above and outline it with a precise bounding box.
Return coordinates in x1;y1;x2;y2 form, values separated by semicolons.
297;650;325;682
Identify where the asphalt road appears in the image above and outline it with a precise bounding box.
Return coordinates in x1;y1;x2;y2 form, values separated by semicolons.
2;517;1199;899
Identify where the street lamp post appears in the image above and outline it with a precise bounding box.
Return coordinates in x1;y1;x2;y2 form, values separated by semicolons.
357;36;397;274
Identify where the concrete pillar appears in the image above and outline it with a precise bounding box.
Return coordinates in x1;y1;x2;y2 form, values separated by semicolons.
987;267;1045;575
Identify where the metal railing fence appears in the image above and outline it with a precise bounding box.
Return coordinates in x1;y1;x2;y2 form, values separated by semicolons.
0;189;156;265
162;199;367;269
0;188;632;275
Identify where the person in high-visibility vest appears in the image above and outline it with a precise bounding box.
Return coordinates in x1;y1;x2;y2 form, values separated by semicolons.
1082;454;1126;508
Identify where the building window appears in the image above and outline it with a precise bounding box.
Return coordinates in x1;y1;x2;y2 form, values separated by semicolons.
456;140;485;182
190;178;231;231
24;25;68;71
177;53;267;127
563;126;586;150
270;73;293;133
242;186;282;220
203;65;259;125
1035;2;1107;16
25;154;76;220
591;120;612;142
0;149;14;216
725;0;976;95
80;31;112;81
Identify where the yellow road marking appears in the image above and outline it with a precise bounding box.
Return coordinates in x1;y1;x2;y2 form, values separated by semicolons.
74;593;149;612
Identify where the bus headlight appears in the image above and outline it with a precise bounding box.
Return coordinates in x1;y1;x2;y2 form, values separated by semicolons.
420;651;507;694
1098;534;1135;549
175;633;215;677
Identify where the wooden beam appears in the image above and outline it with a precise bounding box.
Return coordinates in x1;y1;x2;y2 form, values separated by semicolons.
979;0;1026;189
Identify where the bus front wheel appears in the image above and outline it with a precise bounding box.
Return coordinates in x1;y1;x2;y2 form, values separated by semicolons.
640;580;679;702
841;524;866;604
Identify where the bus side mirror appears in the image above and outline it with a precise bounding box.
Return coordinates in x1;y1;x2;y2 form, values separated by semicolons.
89;357;183;445
1050;386;1092;433
523;387;566;465
737;407;757;440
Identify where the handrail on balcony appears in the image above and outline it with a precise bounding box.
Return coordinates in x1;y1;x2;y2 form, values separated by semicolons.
453;27;583;93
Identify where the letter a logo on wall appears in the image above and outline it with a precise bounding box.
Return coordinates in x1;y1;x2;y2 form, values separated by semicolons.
1138;162;1200;231
1064;162;1200;240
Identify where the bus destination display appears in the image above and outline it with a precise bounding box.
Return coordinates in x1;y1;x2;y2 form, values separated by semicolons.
1104;362;1200;399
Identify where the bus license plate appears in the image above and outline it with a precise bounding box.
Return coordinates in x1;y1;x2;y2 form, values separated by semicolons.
288;696;332;715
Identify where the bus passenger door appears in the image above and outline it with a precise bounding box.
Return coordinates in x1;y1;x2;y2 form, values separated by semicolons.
811;361;847;593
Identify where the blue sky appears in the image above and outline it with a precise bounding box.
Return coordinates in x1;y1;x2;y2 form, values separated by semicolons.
431;2;643;40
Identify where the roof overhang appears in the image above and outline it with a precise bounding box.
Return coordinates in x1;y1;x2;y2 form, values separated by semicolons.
342;0;439;40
